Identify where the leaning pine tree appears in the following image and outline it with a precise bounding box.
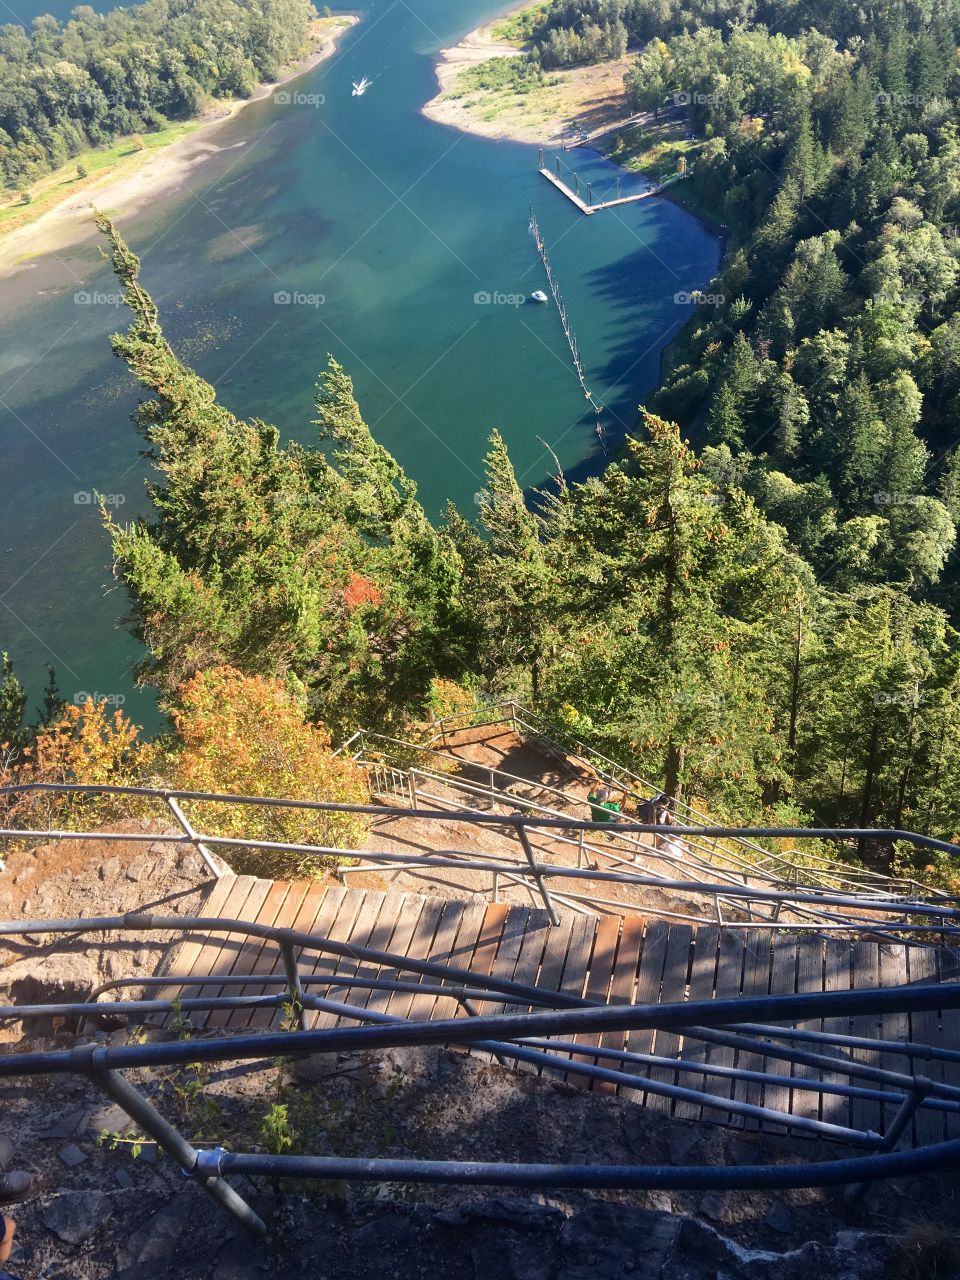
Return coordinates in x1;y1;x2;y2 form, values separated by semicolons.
94;215;465;734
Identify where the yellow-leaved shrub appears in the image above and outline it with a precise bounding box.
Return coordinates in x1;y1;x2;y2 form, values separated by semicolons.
0;698;155;831
163;667;370;878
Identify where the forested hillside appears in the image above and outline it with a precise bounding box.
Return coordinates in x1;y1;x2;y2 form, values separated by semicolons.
496;0;960;868
7;0;960;881
0;0;315;187
2;213;944;887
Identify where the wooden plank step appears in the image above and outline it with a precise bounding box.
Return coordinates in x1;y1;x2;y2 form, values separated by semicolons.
909;944;945;1146
340;891;420;1022
673;925;719;1122
733;932;772;1128
362;896;429;1019
158;875;261;1021
936;946;960;1140
406;900;473;1024
571;914;620;1091
791;934;824;1124
305;889;378;1031
545;913;597;1076
819;938;853;1135
223;882;311;1030
602;915;644;1095
434;899;491;1024
155;874;243;988
381;899;446;1023
246;882;328;1031
186;877;274;1029
849;939;882;1138
645;924;694;1115
759;933;798;1133
623;920;669;1090
205;880;291;1031
323;890;392;1030
699;928;744;1124
878;942;910;1137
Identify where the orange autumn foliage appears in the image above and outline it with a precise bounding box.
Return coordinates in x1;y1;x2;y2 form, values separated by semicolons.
0;699;155;830
342;573;382;610
164;667;370;877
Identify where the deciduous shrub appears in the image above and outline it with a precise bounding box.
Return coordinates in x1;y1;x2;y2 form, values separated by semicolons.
0;698;155;831
163;667;369;877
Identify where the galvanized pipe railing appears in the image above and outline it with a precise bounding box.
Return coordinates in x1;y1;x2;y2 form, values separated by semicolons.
2;903;959;1235
361;754;761;892
427;702;943;898
396;771;927;929
2;783;959;933
354;728;791;890
426;704;928;892
347;760;950;928
0;833;955;932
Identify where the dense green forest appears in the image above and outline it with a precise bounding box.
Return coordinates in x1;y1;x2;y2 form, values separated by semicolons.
9;0;960;880
3;209;945;886
0;0;315;187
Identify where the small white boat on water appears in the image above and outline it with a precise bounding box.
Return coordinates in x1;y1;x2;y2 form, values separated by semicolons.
531;290;549;303
352;77;372;96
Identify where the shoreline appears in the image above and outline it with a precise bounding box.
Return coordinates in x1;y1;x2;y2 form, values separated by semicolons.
422;11;729;256
422;3;631;147
0;14;358;281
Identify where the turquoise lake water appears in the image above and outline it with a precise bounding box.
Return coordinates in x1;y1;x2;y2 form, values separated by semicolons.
0;0;720;730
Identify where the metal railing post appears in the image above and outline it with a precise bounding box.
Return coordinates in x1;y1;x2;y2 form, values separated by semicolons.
279;936;308;1031
165;795;224;879
845;1079;932;1203
516;821;559;926
409;770;418;809
82;1056;266;1236
578;828;585;869
492;870;500;903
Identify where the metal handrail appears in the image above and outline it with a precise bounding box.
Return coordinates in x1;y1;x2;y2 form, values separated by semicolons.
2;782;959;932
356;773;907;930
432;702;944;892
360;742;771;888
357;733;920;898
1;820;957;931
2;902;958;1234
353;749;945;925
408;706;932;892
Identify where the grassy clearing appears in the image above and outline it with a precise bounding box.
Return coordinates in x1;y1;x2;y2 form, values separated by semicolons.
440;53;631;141
0;122;200;237
445;54;550;97
606;116;704;180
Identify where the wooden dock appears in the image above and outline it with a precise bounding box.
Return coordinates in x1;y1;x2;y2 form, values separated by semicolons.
159;876;960;1146
538;166;683;215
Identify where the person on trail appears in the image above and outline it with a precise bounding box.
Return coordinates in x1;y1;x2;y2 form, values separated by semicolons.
634;793;658;824
587;785;621;824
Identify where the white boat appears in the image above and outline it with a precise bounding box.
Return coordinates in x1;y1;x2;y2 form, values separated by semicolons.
352;77;372;96
531;290;549;303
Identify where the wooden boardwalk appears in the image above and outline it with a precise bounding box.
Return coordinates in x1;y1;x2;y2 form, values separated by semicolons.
159;877;960;1146
538;167;685;214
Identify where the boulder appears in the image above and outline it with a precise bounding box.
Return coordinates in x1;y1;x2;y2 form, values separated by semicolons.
42;1190;110;1245
0;952;98;1007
